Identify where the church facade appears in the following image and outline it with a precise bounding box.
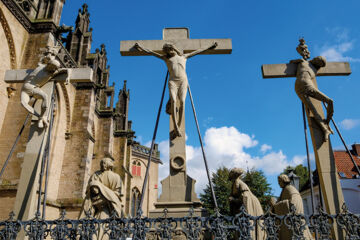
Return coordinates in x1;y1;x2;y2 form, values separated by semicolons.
0;0;161;219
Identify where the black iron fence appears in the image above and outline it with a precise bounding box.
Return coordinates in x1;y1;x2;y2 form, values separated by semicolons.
0;204;359;240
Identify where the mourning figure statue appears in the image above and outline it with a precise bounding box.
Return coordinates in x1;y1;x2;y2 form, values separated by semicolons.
228;168;266;239
271;174;313;239
79;158;123;239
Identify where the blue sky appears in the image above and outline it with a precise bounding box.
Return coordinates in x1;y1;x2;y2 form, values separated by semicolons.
61;0;360;196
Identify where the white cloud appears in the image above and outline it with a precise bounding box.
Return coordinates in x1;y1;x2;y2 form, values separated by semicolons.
144;141;151;147
260;144;272;154
156;126;306;195
320;42;360;62
292;155;307;165
319;28;360;62
325;27;349;42
340;119;360;130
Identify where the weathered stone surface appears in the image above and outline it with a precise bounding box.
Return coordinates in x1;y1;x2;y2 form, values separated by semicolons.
79;158;122;239
262;39;348;239
120;28;232;56
4;68;93;83
121;38;232;56
149;204;206;218
229;168;265;240
262;62;351;78
13;82;54;220
272;174;313;240
126;28;232;218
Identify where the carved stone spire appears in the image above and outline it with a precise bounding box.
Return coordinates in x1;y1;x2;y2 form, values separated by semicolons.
75;4;90;33
65;3;92;66
36;0;66;25
114;80;130;132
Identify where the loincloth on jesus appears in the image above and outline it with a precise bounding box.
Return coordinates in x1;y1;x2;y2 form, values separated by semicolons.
168;79;188;100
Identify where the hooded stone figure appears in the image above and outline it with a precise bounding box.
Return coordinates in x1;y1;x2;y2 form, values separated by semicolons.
271;174;313;240
79;158;122;239
228;168;266;240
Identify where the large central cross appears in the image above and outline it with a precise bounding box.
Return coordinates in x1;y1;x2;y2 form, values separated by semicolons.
262;45;351;239
4;68;93;221
121;28;232;216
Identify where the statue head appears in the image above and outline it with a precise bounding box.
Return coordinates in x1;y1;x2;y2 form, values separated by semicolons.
228;168;245;181
45;59;61;72
41;45;60;64
296;38;310;60
100;157;114;171
163;43;182;57
278;174;290;188
311;56;327;68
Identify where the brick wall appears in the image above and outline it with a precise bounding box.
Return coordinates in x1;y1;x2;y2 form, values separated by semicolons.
58;88;95;200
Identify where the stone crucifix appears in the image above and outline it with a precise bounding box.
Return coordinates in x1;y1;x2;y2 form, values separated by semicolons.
262;39;351;239
4;48;93;221
120;28;232;214
133;41;217;138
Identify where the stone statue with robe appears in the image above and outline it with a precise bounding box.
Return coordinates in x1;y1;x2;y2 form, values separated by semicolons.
271;174;313;240
79;158;123;239
229;168;266;240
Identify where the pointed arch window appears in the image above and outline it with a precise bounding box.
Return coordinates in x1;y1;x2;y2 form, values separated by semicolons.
131;188;141;217
131;161;141;177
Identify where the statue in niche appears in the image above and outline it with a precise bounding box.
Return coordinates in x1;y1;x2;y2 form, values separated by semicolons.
20;45;71;128
291;38;333;141
134;42;217;138
79;158;123;239
228;168;265;240
271;174;313;240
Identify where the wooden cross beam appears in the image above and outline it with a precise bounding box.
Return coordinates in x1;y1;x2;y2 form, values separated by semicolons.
120;27;232;56
262;59;351;239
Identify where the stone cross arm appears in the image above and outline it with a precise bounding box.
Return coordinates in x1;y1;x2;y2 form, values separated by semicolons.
262;62;351;79
121;38;232;56
120;28;232;56
4;68;94;83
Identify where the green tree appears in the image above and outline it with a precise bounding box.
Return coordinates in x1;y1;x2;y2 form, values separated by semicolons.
242;169;272;208
200;166;232;215
283;164;309;190
200;166;272;215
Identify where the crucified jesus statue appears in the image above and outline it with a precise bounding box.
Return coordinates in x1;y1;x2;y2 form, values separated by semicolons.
291;38;334;141
21;46;71;128
134;42;217;138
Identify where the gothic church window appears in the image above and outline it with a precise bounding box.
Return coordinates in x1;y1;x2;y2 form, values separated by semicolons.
131;188;141;217
131;161;141;177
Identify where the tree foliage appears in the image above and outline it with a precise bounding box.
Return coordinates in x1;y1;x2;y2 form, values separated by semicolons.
242;169;272;208
200;166;232;215
200;166;272;215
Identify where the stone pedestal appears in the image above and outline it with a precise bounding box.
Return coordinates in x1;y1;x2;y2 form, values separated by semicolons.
149;100;206;218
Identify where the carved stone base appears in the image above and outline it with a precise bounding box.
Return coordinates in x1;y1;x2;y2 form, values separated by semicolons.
149;201;207;218
158;172;200;203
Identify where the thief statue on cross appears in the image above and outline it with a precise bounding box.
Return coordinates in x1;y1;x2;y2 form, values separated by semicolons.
21;45;71;128
134;41;217;138
291;38;334;141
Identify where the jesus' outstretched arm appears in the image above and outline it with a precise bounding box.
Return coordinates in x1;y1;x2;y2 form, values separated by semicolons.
184;42;217;59
134;43;164;59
